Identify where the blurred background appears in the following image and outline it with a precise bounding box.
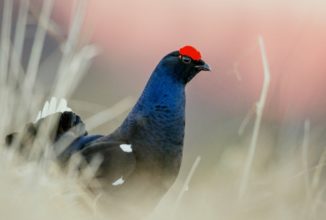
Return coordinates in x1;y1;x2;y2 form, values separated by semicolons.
10;0;325;166
1;0;326;219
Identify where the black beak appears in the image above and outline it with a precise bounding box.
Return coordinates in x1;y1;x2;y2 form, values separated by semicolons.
195;60;211;71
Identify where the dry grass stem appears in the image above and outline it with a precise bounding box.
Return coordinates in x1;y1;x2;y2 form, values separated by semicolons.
238;35;271;199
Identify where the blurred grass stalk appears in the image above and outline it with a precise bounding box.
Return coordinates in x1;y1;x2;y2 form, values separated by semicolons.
238;36;271;199
0;0;101;219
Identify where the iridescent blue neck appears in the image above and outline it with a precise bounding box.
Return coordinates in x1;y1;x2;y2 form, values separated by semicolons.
120;64;186;152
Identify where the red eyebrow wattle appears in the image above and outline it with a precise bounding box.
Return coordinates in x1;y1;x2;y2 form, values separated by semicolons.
179;46;201;61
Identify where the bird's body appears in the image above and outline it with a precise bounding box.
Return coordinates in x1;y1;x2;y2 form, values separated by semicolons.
6;46;210;219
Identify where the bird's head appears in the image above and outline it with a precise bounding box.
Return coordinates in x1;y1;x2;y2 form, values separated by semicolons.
157;45;211;84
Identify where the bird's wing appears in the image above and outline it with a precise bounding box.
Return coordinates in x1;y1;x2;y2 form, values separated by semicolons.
6;97;136;188
75;139;136;188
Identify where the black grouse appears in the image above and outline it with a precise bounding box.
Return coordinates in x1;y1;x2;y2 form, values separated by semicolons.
6;45;211;218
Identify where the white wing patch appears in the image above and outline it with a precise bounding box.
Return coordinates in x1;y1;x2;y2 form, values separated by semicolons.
35;97;72;122
120;144;132;153
112;176;125;186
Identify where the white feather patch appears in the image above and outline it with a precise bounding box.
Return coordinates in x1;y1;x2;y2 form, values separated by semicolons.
112;176;125;186
35;97;72;122
120;144;132;153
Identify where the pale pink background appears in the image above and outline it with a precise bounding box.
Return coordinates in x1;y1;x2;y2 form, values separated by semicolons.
45;0;326;122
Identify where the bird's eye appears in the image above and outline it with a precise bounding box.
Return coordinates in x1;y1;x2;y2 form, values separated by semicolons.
181;56;192;64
